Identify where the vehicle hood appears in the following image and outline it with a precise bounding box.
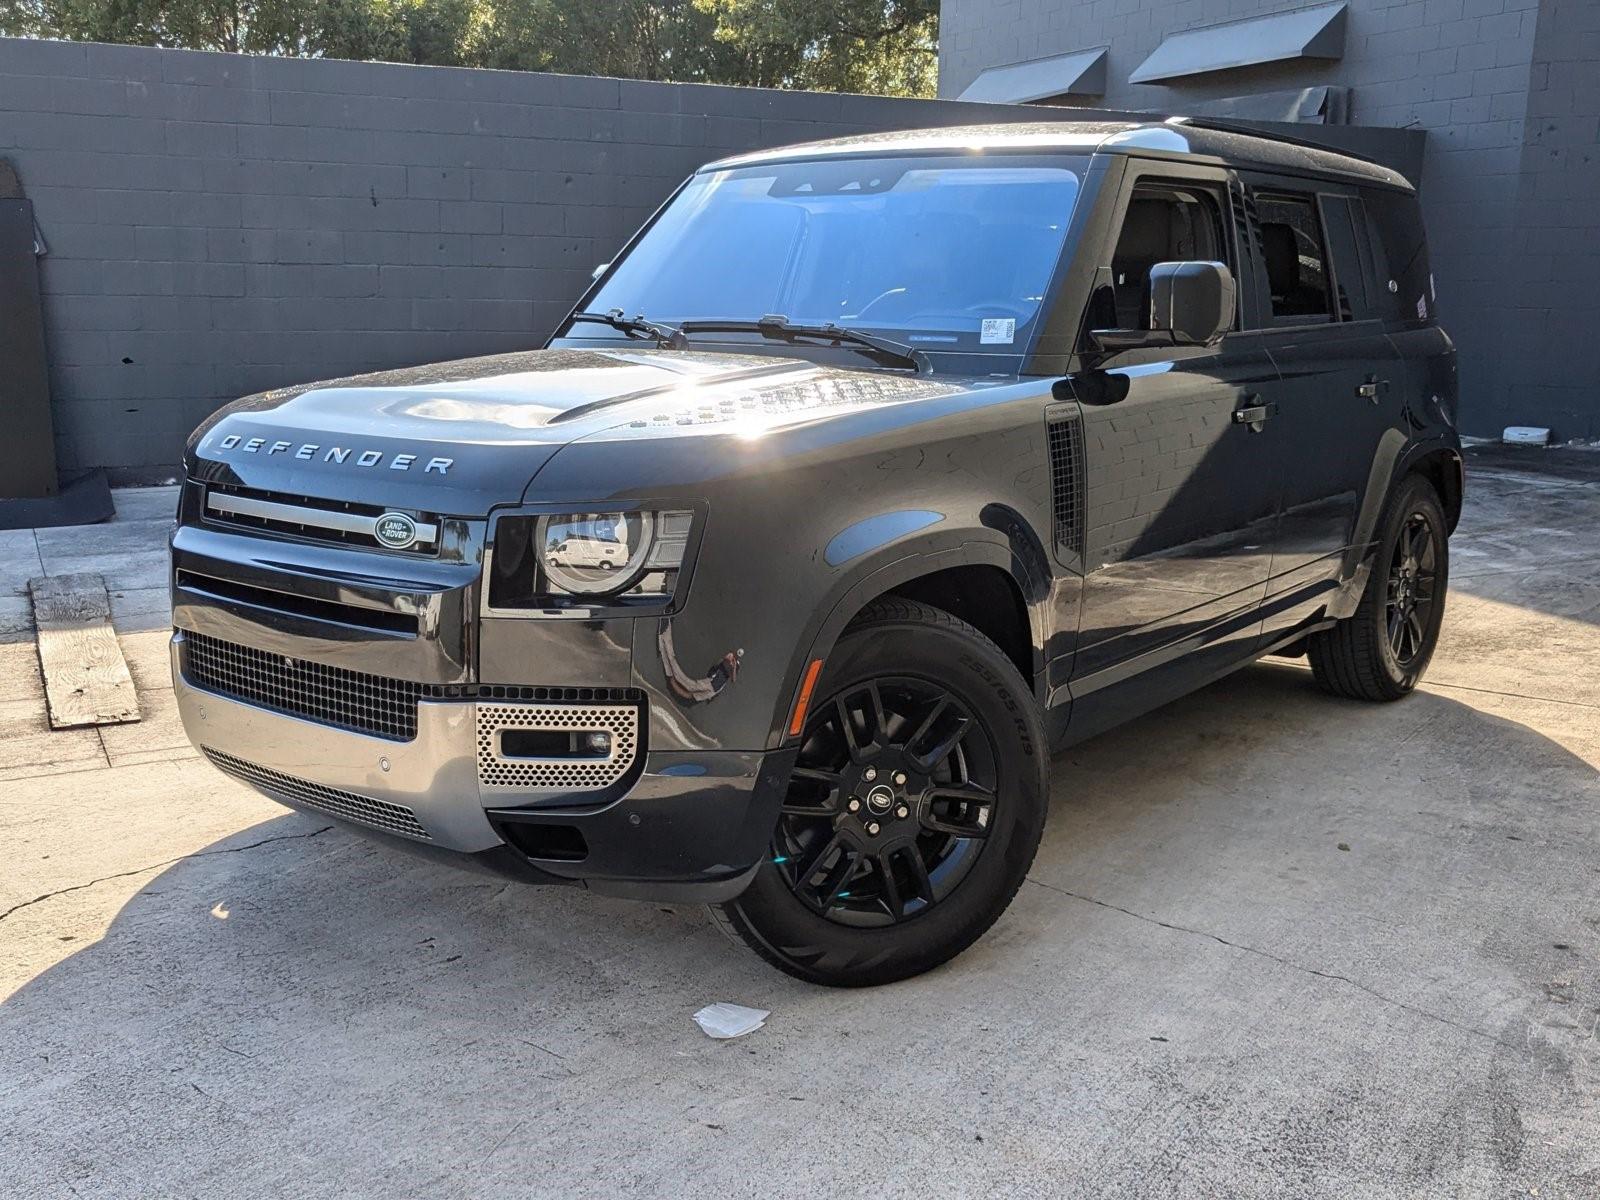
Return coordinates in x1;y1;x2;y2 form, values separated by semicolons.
186;347;970;514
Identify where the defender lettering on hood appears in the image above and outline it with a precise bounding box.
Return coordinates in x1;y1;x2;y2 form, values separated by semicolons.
214;434;453;475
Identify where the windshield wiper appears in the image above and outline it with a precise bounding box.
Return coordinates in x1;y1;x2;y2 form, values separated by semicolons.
568;309;685;349
677;315;926;372
570;310;925;371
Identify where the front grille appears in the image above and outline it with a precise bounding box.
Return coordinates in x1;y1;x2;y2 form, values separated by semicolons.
185;631;422;741
202;748;430;840
176;570;418;636
204;482;440;555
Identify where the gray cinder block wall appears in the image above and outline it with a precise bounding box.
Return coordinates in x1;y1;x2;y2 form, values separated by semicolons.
940;0;1600;442
0;37;1042;480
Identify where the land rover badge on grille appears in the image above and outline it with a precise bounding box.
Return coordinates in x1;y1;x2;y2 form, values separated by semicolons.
374;512;420;550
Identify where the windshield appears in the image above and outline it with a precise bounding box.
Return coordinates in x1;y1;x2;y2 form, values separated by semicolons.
586;154;1084;353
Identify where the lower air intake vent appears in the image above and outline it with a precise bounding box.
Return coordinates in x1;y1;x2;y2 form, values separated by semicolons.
1047;411;1084;557
202;747;430;840
477;703;640;793
185;632;421;742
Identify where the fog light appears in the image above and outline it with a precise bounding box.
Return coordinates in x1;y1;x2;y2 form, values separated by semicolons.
500;728;614;760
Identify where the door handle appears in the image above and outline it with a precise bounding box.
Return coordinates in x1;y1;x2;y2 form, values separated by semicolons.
1357;377;1388;401
1231;399;1277;429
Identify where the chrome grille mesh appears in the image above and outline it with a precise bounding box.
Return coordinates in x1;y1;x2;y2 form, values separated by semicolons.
185;632;421;741
202;748;430;840
477;703;640;792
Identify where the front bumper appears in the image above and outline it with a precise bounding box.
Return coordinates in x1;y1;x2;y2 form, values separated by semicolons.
173;638;792;903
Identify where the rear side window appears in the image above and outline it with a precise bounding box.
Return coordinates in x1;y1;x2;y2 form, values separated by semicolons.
1320;195;1377;321
1255;193;1332;324
1364;189;1434;324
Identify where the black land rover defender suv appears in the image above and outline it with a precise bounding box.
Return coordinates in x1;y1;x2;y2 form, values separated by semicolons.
172;119;1460;986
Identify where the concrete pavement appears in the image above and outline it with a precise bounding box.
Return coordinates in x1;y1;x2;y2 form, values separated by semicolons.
0;457;1596;1198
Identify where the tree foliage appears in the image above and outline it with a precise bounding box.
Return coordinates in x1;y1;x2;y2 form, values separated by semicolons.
696;0;936;94
0;0;938;95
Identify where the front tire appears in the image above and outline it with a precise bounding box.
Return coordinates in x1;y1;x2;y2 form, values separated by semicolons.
716;599;1047;987
1308;474;1448;701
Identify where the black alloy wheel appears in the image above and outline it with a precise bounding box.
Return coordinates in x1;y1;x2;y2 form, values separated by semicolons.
776;675;999;928
1385;511;1440;668
1308;473;1449;701
715;598;1047;987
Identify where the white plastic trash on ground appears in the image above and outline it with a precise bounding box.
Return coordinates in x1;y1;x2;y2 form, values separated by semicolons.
693;1003;769;1039
1503;426;1551;446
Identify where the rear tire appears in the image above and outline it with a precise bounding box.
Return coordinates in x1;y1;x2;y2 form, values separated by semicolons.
1308;474;1448;701
715;598;1047;987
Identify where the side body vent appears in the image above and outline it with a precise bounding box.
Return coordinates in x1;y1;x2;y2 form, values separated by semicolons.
1046;409;1084;561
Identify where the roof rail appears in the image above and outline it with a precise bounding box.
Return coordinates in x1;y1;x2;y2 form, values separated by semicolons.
1162;114;1389;170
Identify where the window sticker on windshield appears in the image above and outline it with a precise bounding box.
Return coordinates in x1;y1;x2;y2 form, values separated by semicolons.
980;318;1016;345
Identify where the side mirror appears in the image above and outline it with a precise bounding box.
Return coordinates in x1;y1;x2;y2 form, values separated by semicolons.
1148;260;1235;346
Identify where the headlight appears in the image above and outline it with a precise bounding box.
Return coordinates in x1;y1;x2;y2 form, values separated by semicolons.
486;507;697;612
538;511;653;595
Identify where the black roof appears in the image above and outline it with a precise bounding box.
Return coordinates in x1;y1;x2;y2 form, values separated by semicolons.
707;117;1415;193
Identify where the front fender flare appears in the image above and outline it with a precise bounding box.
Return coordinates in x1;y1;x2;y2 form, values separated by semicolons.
762;527;1046;751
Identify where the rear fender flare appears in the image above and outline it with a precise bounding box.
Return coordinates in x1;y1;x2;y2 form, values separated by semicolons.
1334;435;1462;619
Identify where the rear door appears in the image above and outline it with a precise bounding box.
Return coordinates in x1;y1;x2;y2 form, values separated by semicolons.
1065;161;1283;738
1366;187;1457;455
1242;177;1404;642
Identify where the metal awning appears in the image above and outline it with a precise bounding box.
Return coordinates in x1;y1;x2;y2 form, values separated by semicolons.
1130;3;1347;84
956;47;1108;104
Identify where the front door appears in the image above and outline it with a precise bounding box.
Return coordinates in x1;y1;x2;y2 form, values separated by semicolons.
1065;169;1284;740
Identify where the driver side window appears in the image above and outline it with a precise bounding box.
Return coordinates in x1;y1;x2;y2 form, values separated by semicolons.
1106;186;1230;330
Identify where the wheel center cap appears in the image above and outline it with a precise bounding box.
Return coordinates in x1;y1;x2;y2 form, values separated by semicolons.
864;784;896;815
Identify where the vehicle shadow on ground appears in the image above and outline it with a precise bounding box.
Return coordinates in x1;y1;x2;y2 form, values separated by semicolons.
6;660;1595;1011
3;661;1597;1195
